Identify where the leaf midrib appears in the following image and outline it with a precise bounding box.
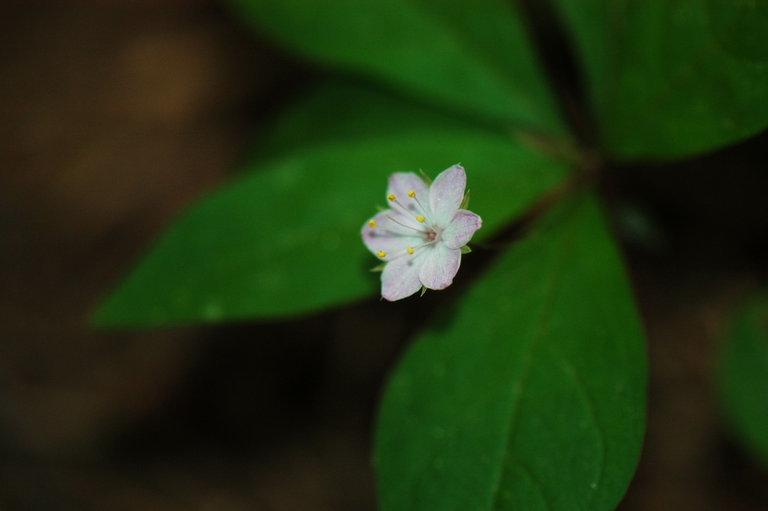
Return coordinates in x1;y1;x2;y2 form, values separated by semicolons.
488;203;596;511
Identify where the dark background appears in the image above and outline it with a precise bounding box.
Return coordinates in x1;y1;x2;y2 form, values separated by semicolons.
2;1;768;509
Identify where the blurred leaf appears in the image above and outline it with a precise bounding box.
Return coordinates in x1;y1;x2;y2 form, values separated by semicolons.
94;87;569;326
375;193;646;511
256;81;496;157
718;294;768;467
707;0;768;62
552;0;768;160
229;0;567;137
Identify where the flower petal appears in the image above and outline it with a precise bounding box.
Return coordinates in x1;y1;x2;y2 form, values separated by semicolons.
387;172;431;219
441;209;483;249
381;252;426;301
361;210;423;261
418;244;461;290
429;164;466;227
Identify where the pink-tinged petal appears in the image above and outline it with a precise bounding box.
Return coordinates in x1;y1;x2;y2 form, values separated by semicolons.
381;252;426;301
387;172;431;219
361;210;423;260
429;164;466;227
418;244;461;290
441;209;482;249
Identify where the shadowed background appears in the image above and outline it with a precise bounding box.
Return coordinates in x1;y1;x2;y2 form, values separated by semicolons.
1;1;768;509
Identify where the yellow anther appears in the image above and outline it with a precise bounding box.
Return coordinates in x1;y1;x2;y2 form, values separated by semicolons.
387;193;396;201
408;190;416;198
377;250;387;258
416;215;425;222
407;247;414;255
368;219;377;228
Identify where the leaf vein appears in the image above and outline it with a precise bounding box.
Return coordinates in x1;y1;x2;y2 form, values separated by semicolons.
488;200;583;509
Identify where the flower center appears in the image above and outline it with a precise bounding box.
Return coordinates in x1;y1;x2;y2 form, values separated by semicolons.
373;190;443;260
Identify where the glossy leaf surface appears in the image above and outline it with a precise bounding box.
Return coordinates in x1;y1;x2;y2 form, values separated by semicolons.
376;194;646;510
553;0;768;159
230;0;566;136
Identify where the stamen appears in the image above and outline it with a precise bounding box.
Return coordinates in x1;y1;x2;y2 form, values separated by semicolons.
368;219;377;228
385;215;425;233
408;192;432;226
388;195;413;215
406;238;440;253
377;250;387;258
387;192;432;228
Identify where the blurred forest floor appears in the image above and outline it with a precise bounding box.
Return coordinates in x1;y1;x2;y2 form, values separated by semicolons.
1;1;768;510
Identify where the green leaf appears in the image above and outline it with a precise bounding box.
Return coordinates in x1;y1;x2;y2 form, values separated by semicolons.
718;293;768;467
256;80;494;158
459;189;471;210
229;0;567;137
708;0;768;62
375;193;646;511
552;0;768;160
94;87;569;326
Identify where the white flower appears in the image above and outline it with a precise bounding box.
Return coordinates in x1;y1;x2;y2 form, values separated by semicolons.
361;164;482;301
